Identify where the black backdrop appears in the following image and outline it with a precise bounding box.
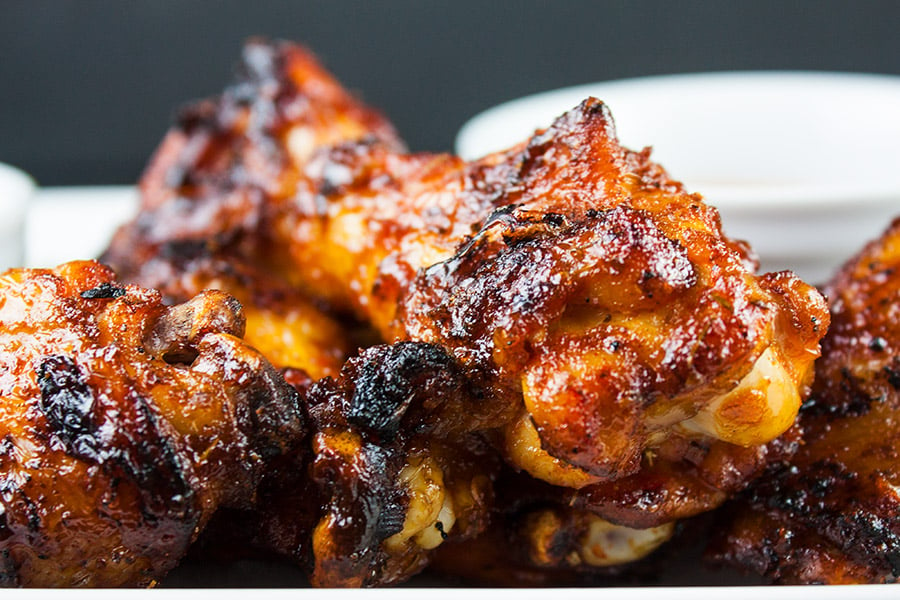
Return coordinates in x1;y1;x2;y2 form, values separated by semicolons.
2;0;899;185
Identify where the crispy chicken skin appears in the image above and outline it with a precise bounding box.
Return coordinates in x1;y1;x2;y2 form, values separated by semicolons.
102;39;402;377
0;261;304;587
102;246;350;378
709;218;900;584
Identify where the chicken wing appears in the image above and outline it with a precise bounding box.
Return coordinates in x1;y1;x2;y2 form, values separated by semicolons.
103;39;402;376
0;261;304;587
708;218;900;584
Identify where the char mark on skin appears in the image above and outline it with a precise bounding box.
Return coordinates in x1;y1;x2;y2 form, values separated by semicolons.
121;393;194;518
833;509;900;576
801;368;877;418
36;355;99;459
0;475;44;536
375;497;407;541
541;212;566;227
80;282;127;300
884;364;900;390
35;356;196;522
347;342;461;441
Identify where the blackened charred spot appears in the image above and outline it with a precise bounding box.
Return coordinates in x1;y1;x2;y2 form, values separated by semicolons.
0;505;11;542
0;477;42;536
884;365;900;390
120;396;195;520
832;509;900;576
348;368;412;441
36;356;194;520
502;229;540;248
434;520;449;540
803;370;875;418
244;367;305;460
374;496;406;541
36;355;98;459
347;342;459;441
80;283;126;300
869;337;888;352
541;212;565;227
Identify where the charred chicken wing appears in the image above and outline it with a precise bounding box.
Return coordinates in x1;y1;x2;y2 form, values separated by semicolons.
0;261;303;587
709;218;900;584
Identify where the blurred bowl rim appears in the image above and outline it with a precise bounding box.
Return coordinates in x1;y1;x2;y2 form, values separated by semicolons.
455;70;900;210
0;161;36;223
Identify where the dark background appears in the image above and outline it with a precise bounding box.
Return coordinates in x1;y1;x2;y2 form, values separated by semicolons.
2;0;899;185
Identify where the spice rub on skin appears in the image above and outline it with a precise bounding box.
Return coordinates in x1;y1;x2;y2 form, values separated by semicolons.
0;261;303;587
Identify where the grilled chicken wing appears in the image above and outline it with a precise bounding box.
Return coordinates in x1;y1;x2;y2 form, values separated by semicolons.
305;342;495;586
103;39;402;376
429;467;677;586
709;218;900;584
0;261;303;587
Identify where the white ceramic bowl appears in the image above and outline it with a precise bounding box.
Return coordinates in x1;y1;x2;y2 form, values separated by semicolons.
0;162;36;272
456;72;900;284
